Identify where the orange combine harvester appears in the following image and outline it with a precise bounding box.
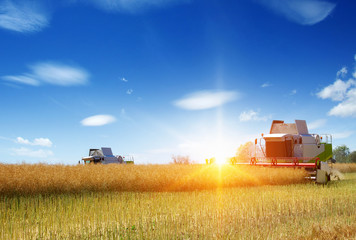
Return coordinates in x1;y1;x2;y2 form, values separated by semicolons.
240;120;335;183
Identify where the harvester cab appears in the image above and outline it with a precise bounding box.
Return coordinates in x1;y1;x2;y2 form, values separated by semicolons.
250;120;334;183
81;147;134;164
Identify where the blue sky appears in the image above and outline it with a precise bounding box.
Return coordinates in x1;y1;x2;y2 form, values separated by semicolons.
1;0;356;164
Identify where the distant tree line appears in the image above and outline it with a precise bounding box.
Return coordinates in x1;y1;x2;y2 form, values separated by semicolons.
171;155;192;164
333;145;356;163
228;141;254;164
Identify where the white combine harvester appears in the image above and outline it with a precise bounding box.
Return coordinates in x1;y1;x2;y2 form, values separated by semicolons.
244;120;335;183
81;147;134;164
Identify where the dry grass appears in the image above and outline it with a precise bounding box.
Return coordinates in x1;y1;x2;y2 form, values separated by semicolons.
333;163;356;173
0;164;308;195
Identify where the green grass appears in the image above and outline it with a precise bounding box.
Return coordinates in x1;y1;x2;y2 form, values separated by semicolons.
1;174;356;239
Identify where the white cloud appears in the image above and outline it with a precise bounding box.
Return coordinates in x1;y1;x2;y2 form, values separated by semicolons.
337;67;348;78
174;90;238;110
308;119;326;130
121;77;128;82
2;62;89;86
85;0;188;12
317;79;355;101
261;82;271;88
332;131;353;139
81;115;116;126
33;138;53;147
11;147;53;158
317;80;356;117
16;137;53;147
239;110;270;122
31;62;89;86
16;137;30;145
259;0;336;25
0;1;49;32
328;88;356;117
317;55;356;117
126;89;133;94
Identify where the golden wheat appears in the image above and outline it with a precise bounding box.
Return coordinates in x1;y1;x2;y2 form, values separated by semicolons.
333;163;356;173
0;164;308;195
1;176;355;239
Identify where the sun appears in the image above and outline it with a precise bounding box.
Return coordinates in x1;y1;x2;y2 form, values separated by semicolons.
215;156;227;166
215;151;229;166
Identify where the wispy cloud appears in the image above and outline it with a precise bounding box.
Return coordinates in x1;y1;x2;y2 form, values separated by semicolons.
261;82;271;88
126;89;133;95
354;54;356;78
0;136;13;141
81;114;116;126
121;77;128;82
16;137;53;147
84;0;189;12
258;0;336;25
0;1;49;33
120;108;131;120
239;110;270;122
1;75;40;86
174;90;239;110
332;131;353;139
31;62;89;86
337;67;348;78
2;62;90;87
11;147;54;158
290;89;297;95
308;119;326;130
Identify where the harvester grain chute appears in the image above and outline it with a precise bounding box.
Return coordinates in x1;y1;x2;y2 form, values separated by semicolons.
81;147;134;164
244;120;335;184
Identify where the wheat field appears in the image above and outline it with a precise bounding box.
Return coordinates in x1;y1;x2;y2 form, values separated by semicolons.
1;173;356;239
333;163;356;173
1;164;356;239
0;164;308;195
